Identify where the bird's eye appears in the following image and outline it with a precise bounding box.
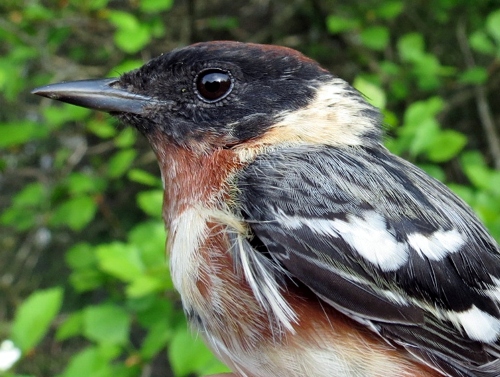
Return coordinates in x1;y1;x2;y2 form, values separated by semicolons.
195;69;233;102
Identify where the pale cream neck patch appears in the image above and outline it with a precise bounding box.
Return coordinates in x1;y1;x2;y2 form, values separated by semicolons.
234;78;381;162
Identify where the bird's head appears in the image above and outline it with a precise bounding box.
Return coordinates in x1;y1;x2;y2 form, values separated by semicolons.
33;41;381;154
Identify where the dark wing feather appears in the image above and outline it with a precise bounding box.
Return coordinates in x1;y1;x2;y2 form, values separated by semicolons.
236;145;500;376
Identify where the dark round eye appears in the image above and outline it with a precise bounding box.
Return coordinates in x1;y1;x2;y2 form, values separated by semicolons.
196;69;233;102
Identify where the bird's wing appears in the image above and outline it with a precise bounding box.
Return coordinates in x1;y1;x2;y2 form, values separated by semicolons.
236;145;500;377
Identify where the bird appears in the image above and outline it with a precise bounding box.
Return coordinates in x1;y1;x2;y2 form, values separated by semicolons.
32;41;500;377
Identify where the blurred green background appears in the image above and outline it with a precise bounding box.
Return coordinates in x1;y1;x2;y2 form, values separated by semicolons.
1;0;500;376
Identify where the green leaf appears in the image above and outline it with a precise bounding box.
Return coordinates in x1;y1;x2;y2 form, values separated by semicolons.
108;11;152;53
136;190;163;217
140;320;171;359
486;9;500;43
353;76;386;109
108;11;139;30
56;311;84;341
109;60;143;77
469;30;496;55
397;97;445;156
326;15;360;34
69;269;105;292
128;169;161;186
12;182;45;207
83;305;131;345
149;16;167;38
0;206;36;230
50;196;98;231
86;118;117;139
448;183;475;205
426;130;467;162
107;149;137;178
24;3;54;20
66;172;106;195
0;46;38;101
140;0;174;13
458;67;488;85
169;326;223;377
128;221;166;267
418;164;445;181
42;104;90;129
11;287;64;352
489;171;500;195
87;0;109;10
360;26;389;51
408;118;440;156
207;16;239;30
461;150;486;167
135;297;174;329
412;54;442;90
461;151;491;190
201;359;232;376
475;190;500;223
59;347;102;377
59;345;119;377
114;127;137;148
126;275;164;297
375;1;404;20
115;25;151;54
0;121;49;147
65;242;97;271
96;242;144;281
382;109;399;129
389;79;409;99
403;97;444;127
380;60;400;76
397;33;425;62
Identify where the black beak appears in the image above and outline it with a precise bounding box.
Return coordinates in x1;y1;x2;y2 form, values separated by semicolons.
32;78;156;115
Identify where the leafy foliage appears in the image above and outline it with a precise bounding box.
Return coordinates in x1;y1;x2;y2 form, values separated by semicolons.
1;0;499;376
11;288;63;353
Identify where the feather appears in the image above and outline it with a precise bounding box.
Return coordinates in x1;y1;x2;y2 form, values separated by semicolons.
236;143;500;376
